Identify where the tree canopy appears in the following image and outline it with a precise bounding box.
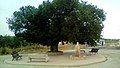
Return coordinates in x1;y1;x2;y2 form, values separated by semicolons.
7;0;106;52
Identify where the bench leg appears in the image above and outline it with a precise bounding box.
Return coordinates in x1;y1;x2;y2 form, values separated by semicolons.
12;58;15;61
19;56;22;59
29;58;32;62
16;57;19;61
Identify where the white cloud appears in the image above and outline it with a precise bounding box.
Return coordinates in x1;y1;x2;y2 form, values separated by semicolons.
0;0;120;39
103;9;120;39
0;0;44;36
83;0;120;39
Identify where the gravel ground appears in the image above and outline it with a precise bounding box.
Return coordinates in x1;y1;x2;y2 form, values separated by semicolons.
0;48;120;68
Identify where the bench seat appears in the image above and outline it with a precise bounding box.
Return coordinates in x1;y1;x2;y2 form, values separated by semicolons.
89;48;99;54
11;51;22;61
28;54;49;62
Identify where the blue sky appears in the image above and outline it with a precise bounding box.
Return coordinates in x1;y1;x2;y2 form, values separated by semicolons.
0;0;120;39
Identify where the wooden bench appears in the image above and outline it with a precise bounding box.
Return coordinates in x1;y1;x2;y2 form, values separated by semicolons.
28;54;49;62
89;48;99;54
11;51;22;61
80;49;86;53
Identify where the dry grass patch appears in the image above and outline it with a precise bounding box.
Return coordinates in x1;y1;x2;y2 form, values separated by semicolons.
58;44;74;50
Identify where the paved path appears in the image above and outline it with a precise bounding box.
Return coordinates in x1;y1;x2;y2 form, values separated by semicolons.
4;50;106;66
0;49;120;68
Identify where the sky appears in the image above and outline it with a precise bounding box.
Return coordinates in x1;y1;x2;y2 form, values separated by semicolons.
0;0;120;39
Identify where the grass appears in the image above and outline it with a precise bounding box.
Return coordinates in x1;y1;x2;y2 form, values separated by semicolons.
0;44;75;55
58;44;74;50
18;45;49;54
105;39;119;46
1;40;120;55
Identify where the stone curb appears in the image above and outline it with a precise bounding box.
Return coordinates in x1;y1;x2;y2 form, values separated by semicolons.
4;54;107;67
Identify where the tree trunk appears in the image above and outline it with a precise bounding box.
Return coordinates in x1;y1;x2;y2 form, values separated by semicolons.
50;43;58;52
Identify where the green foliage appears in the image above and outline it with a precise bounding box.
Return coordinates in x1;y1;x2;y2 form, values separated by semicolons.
0;44;48;55
0;47;12;55
0;35;28;48
7;0;106;51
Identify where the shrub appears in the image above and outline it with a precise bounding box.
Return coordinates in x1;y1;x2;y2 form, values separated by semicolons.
0;47;12;55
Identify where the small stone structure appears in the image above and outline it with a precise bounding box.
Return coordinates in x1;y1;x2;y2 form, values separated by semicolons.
99;39;105;46
74;42;80;57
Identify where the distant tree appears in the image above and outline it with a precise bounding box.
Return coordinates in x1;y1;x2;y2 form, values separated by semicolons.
0;35;27;48
0;35;4;47
7;0;106;52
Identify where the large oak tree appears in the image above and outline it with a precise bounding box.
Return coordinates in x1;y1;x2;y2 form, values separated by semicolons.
7;0;106;52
